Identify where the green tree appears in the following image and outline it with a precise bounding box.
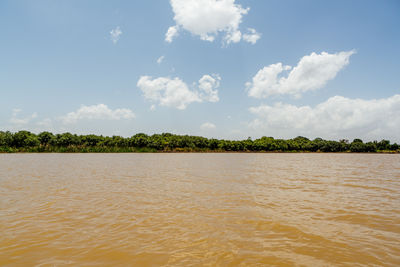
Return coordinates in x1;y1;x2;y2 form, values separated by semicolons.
12;131;36;147
38;131;54;146
131;133;149;147
82;134;104;147
377;139;390;150
0;131;13;147
54;133;78;147
350;141;366;152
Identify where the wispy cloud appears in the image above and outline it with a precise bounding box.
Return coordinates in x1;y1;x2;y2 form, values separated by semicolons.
110;26;122;44
157;55;165;64
61;104;135;124
200;122;216;130
9;109;37;125
243;28;261;44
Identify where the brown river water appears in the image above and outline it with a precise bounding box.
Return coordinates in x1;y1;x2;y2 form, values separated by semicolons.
0;153;399;266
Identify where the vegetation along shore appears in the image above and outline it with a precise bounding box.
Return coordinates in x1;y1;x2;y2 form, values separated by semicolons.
0;131;398;153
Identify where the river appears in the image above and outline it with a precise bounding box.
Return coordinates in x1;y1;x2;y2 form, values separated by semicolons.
1;153;399;266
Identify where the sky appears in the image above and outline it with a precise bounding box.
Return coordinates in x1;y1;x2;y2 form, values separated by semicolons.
1;0;400;142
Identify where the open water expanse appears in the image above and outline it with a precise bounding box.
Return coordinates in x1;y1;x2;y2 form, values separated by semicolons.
0;153;399;266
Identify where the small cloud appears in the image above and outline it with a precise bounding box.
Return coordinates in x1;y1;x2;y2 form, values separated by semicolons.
138;76;200;110
198;74;220;102
137;74;221;110
110;26;122;44
9;109;37;125
12;108;22;114
157;55;165;64
200;122;216;130
165;26;179;43
37;118;52;128
61;104;135;124
243;28;261;44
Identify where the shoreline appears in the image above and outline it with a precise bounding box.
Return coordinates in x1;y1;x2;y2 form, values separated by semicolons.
1;150;399;154
2;131;399;154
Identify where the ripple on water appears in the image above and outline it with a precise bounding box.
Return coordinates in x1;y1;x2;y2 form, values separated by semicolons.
0;153;399;266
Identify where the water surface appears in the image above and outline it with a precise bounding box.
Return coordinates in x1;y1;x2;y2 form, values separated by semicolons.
1;153;399;266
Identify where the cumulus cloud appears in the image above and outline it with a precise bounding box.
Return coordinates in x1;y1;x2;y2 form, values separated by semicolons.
243;28;261;44
200;122;216;130
110;26;122;44
137;74;221;110
198;74;220;102
157;55;165;64
62;104;135;124
166;0;259;45
249;94;400;141
137;76;200;110
247;50;355;98
9;109;37;125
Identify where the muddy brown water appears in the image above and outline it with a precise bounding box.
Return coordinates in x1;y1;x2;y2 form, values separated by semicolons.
1;153;399;266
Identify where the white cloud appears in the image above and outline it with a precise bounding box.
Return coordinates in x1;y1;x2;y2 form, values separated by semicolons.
166;0;259;45
200;122;216;130
249;94;400;142
36;118;52;128
243;28;261;44
157;55;165;64
9;109;37;125
110;26;122;44
165;25;179;43
137;76;200;110
137;74;221;110
247;50;355;98
224;30;241;45
198;74;220;102
62;104;135;124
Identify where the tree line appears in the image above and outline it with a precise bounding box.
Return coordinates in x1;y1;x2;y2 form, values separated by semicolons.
0;130;399;153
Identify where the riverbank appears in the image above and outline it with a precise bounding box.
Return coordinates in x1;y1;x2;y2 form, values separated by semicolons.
1;147;398;153
1;131;399;153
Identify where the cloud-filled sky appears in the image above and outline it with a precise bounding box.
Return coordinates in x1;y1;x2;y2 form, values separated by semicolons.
1;0;400;141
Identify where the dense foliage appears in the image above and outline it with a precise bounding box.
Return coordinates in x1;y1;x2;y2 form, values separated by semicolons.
0;131;399;153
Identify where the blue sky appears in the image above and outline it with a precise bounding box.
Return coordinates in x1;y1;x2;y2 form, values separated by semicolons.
1;0;400;141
